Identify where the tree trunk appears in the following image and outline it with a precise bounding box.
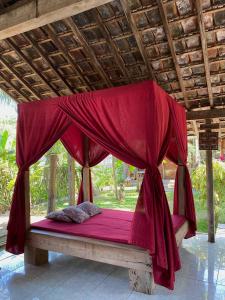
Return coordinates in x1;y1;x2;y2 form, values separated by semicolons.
112;156;119;200
68;153;75;206
47;154;58;214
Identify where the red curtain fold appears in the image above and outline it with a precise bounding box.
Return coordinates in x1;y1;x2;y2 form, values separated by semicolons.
57;81;180;289
61;125;108;203
166;97;196;238
6;100;71;254
6;80;196;290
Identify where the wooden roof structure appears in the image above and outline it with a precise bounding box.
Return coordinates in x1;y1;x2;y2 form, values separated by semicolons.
1;0;225;136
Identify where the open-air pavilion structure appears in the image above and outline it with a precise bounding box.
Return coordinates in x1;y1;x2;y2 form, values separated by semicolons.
1;0;225;298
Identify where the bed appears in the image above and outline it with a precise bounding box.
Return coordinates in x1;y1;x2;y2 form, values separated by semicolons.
7;81;196;293
25;208;188;294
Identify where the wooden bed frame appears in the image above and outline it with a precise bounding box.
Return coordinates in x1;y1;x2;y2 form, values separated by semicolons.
24;154;188;295
25;218;188;294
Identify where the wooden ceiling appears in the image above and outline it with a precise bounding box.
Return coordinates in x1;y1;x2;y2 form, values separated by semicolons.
1;0;225;136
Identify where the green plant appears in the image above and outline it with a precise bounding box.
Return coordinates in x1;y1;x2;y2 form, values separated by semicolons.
192;161;225;226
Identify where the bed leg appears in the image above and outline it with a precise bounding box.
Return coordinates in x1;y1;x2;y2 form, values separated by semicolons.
25;246;49;266
129;269;155;294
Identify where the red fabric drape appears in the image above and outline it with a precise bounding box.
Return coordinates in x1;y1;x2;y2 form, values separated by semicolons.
6;100;71;254
166;97;196;238
58;81;180;289
61;125;108;203
6;80;196;290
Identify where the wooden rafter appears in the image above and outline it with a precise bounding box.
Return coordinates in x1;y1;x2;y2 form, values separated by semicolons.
187;108;225;120
94;8;131;82
43;24;91;90
6;38;59;97
65;17;113;87
120;0;155;80
22;32;75;94
0;0;112;40
196;0;214;108
192;120;198;137
157;0;190;110
0;73;27;103
0;56;40;99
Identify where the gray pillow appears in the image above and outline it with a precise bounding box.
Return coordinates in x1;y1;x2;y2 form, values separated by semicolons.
46;211;72;223
63;206;90;223
77;202;102;216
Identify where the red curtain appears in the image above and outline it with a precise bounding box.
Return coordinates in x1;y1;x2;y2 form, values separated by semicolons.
166;97;196;238
58;81;180;289
6;100;71;254
61;125;108;203
6;80;196;290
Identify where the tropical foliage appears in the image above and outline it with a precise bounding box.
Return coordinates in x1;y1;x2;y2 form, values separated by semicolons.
192;161;225;225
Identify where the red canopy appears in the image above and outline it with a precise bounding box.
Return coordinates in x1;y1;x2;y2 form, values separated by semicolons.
6;80;196;289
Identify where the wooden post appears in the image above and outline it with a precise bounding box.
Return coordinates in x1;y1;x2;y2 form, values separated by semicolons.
47;154;58;214
178;164;185;216
203;119;215;243
24;169;48;265
112;156;119;200
83;136;90;201
68;153;75;205
206;148;215;243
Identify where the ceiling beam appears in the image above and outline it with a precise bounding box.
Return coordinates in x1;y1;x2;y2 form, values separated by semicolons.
187;109;225;120
44;24;90;91
196;0;214;108
0;56;40;99
94;8;131;82
0;0;112;40
23;32;75;94
157;0;190;110
65;18;112;88
120;0;155;80
6;38;59;97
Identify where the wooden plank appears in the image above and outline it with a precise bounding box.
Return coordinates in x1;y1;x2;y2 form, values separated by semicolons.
47;154;58;214
157;0;190;110
200;123;219;130
186;109;225;120
23;32;75;94
175;221;188;247
199;132;218;150
44;24;91;90
65;17;113;88
0;56;40;99
0;0;112;40
25;246;49;265
129;269;155;294
6;38;59;97
120;0;155;80
94;8;131;81
205;120;215;243
196;0;214;108
26;230;152;272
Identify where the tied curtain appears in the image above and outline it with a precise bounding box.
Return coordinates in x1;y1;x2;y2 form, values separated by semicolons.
61;125;108;204
166;98;196;238
6;80;196;290
57;81;180;289
6;100;71;254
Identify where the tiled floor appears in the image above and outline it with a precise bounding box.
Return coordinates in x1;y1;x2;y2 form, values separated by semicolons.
0;232;225;300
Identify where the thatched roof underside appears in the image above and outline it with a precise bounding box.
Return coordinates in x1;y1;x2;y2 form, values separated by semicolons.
1;0;225;136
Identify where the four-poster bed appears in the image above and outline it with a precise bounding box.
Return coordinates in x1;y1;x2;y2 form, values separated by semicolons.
6;80;196;294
